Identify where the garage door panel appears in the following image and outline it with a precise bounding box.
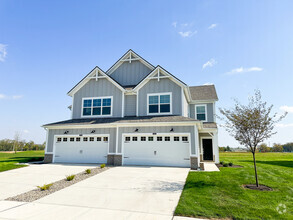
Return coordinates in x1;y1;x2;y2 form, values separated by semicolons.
123;134;190;167
54;136;108;164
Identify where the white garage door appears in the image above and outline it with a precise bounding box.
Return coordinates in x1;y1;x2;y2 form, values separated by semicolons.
54;135;108;163
123;134;190;167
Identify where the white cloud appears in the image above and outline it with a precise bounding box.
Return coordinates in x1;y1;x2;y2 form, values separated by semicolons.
208;23;217;29
0;44;7;62
0;94;23;100
280;105;293;113
23;130;29;134
12;95;23;100
202;58;217;69
181;23;189;27
203;82;214;85
225;67;263;75
276;123;293;128
178;31;197;38
172;22;177;28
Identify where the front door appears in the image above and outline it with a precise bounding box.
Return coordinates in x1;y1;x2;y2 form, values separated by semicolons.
203;139;213;161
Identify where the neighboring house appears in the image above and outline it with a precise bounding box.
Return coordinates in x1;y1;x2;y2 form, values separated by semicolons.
43;50;219;169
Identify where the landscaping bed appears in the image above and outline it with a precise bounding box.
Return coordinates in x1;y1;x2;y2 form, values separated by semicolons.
6;166;110;202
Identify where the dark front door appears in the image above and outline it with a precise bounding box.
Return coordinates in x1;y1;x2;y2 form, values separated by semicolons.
203;139;213;161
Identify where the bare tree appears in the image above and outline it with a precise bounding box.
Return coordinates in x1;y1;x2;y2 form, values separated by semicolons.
219;90;287;187
13;131;22;154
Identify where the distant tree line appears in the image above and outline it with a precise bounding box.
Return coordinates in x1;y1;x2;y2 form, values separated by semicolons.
258;142;293;153
219;146;233;152
0;139;45;151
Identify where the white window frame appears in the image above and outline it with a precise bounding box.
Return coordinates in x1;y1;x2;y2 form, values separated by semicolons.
195;104;207;122
147;92;172;115
81;96;113;118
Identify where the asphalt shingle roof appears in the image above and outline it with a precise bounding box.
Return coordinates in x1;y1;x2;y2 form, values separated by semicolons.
189;85;218;101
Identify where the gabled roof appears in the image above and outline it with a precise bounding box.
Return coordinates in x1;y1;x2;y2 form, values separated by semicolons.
67;66;125;97
189;85;218;101
107;49;155;75
133;65;187;91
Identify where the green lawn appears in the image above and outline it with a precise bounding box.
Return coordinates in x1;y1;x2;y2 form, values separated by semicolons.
175;152;293;220
0;151;44;172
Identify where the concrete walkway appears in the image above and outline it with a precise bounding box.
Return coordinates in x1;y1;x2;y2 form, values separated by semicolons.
0;166;190;220
0;163;96;200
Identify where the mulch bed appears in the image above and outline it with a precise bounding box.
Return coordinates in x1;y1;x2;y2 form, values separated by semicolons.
243;184;273;191
216;164;243;168
6;166;111;202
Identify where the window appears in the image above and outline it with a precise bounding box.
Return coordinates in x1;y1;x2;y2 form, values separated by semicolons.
132;137;137;141
97;137;101;141
165;136;170;141
157;136;162;141
70;137;74;142
125;137;130;142
195;105;207;121
90;137;94;142
76;137;81;142
103;137;108;142
82;97;112;117
63;138;67;142
174;136;179;141
148;136;154;141
141;137;146;141
148;93;171;114
83;137;88;141
182;136;188;142
57;137;62;142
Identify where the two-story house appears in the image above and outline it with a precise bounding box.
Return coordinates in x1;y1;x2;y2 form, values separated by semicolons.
43;50;219;169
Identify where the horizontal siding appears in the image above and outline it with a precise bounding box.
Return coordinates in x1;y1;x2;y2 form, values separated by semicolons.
110;60;152;86
46;128;116;154
118;126;197;155
124;95;137;116
72;79;122;119
190;103;214;122
138;79;182;116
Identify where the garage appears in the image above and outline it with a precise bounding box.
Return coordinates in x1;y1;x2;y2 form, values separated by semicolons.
122;134;191;167
54;135;109;163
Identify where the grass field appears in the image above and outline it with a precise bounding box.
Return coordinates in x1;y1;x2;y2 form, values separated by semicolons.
175;152;293;220
0;151;44;172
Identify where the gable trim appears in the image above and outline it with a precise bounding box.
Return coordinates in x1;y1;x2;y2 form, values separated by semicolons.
67;66;125;97
106;49;155;75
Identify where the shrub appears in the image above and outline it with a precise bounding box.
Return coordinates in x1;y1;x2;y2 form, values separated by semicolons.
37;183;53;191
229;162;233;166
220;161;224;165
100;164;106;168
223;163;229;167
66;175;75;181
85;169;91;174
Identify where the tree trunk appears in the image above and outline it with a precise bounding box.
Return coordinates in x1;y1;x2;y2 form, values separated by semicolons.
252;152;259;187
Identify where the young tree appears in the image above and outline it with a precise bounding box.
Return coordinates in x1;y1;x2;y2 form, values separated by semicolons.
219;90;287;187
13;131;22;154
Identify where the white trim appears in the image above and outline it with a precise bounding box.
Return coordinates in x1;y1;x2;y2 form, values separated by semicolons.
195;104;207;122
115;126;119;153
44;128;50;154
200;136;213;161
147;92;172;116
181;87;184;116
121;132;191;165
136;90;139;116
81;96;113;118
52;134;110;163
71;95;75;119
122;93;125;117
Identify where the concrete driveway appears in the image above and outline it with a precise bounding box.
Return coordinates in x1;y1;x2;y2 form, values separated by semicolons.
0;166;189;220
0;163;96;200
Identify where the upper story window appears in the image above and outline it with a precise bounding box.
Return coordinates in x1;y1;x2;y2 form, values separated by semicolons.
195;104;207;122
82;97;112;117
147;93;172;115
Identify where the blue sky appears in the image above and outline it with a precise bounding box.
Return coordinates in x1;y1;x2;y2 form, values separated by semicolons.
0;0;293;146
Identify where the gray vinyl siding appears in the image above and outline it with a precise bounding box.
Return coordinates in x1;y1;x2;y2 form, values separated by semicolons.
190;103;214;122
124;95;137;116
118;126;197;155
72;79;123;119
138;79;182;116
46;128;116;153
110;60;152;86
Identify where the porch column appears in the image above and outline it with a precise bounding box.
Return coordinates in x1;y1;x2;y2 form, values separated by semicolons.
213;131;219;163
